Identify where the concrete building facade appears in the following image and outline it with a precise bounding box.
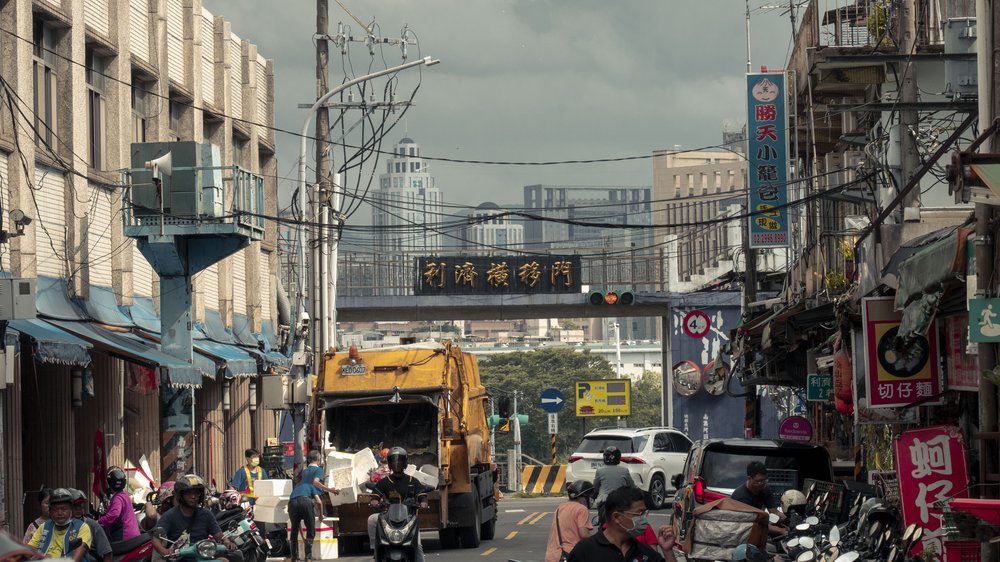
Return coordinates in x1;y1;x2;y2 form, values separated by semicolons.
0;0;282;532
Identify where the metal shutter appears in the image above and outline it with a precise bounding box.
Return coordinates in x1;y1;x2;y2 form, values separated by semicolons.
200;10;215;105
86;184;114;285
132;241;154;296
232;249;246;316
0;151;8;271
35;166;67;278
84;0;110;39
259;251;272;321
255;55;267;125
229;34;242;119
166;0;184;85
129;0;150;63
200;263;219;312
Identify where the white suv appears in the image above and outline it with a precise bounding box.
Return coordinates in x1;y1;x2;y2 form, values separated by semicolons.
566;427;692;510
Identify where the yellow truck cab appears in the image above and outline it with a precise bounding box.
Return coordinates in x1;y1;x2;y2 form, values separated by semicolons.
313;341;497;552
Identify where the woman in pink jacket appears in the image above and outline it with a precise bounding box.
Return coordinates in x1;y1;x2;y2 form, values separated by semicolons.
98;467;140;542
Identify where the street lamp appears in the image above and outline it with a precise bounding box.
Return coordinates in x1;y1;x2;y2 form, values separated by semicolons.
291;55;441;467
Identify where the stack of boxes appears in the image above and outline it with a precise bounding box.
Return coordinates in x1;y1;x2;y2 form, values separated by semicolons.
253;479;293;524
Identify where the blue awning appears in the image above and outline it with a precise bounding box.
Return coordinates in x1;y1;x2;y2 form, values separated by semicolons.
125;297;161;333
194;339;257;378
234;315;288;371
123;331;218;381
233;314;261;347
36;277;88;321
202;310;237;344
47;320;204;388
84;285;134;327
8;319;92;367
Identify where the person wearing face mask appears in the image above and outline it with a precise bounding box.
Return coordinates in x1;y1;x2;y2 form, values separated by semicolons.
545;481;595;562
231;449;268;505
26;488;93;562
567;486;678;562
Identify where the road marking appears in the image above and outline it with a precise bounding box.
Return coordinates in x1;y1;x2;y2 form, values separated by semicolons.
505;509;526;513
529;511;549;525
505;531;518;540
517;512;538;525
481;547;497;556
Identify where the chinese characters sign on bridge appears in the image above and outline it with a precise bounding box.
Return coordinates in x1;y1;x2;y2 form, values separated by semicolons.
415;256;582;295
746;72;790;248
894;426;969;554
862;297;941;408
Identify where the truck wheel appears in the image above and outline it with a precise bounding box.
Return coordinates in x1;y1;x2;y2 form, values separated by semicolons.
480;514;497;541
459;498;482;548
438;528;460;549
645;474;666;510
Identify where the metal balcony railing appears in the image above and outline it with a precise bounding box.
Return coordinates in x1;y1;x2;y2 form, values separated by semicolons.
812;0;974;49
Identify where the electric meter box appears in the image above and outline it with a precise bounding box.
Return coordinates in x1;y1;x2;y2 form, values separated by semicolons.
0;278;36;320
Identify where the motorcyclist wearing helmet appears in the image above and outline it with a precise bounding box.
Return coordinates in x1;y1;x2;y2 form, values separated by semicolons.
97;467;141;542
366;447;428;562
26;488;93;562
69;489;113;562
140;482;175;532
544;481;594;562
730;462;785;535
150;474;239;562
288;451;339;562
593;446;635;524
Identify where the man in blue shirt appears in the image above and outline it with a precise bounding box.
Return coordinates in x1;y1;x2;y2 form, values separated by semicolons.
288;450;339;562
230;448;268;504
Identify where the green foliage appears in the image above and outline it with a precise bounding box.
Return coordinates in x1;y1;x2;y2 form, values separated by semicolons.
479;349;663;463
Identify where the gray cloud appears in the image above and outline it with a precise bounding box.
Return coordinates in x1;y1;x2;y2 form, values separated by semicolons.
204;1;790;214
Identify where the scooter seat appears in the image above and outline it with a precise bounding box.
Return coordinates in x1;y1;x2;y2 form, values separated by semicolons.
216;508;245;525
110;533;151;555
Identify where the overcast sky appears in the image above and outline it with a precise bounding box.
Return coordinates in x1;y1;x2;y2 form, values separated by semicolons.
204;1;792;214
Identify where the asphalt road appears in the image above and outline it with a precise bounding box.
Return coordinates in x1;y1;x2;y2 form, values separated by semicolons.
327;495;674;562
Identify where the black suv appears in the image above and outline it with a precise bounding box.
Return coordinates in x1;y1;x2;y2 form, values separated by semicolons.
669;439;834;537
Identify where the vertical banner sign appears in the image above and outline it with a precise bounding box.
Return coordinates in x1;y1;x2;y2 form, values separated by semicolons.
894;426;969;554
862;297;941;408
746;72;790;248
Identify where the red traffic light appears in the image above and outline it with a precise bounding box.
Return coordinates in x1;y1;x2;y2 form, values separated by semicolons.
604;291;619;305
587;290;635;305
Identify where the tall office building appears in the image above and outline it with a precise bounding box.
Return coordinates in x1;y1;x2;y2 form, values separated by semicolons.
462;202;524;253
373;137;444;253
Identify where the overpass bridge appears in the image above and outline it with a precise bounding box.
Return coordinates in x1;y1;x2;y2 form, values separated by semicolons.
336;290;742;322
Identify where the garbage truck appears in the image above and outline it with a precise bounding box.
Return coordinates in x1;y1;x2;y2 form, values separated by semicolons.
311;341;498;552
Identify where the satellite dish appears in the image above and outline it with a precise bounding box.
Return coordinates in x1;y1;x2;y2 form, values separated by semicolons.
703;360;729;395
672;361;702;397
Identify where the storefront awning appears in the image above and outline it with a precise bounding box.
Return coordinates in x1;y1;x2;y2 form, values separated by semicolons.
126;297;161;333
202;310;238;344
193;339;258;378
8;319;92;367
36;277;88;321
83;285;133;328
46;320;204;388
120;331;218;382
234;314;289;371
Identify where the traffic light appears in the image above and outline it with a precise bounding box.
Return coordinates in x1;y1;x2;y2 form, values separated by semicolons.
587;289;635;305
487;415;501;428
498;397;511;419
516;414;529;425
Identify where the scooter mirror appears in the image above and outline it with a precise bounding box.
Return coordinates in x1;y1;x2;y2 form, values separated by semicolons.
806;516;820;526
828;525;840;547
887;545;898;562
797;550;816;562
911;527;923;543
903;523;916;542
796;523;811;532
787;538;801;549
769;513;781;524
835;552;860;562
799;537;815;549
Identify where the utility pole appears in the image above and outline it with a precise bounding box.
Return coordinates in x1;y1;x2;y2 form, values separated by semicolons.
313;0;331;373
898;0;921;212
512;390;522;492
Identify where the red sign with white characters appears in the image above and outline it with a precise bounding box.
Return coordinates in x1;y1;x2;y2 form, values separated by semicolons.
894;426;969;554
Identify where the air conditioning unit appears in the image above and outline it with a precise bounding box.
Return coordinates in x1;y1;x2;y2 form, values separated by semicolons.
840;97;864;133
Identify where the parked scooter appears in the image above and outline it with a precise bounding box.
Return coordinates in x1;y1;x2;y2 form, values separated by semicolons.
109;533;154;562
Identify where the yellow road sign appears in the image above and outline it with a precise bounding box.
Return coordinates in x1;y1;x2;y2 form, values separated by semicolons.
575;379;631;417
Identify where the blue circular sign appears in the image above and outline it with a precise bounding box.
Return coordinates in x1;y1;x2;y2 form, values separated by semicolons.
540;388;566;413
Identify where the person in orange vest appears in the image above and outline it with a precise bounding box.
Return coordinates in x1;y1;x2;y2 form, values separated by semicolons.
230;448;268;504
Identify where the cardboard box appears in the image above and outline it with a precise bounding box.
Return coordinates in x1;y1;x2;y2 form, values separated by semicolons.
254;479;293;498
288;517;339;560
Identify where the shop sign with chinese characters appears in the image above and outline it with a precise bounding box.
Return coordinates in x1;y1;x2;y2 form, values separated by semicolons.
894;426;969;554
862;297;941;408
746;72;790;248
415;256;582;295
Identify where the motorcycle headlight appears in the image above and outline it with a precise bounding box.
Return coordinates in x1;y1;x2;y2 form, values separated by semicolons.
196;540;218;559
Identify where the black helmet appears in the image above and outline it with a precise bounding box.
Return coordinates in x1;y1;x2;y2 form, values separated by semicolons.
107;466;128;492
174;474;207;503
567;480;594;500
603;446;621;465
387;447;408;473
68;488;87;506
49;488;74;507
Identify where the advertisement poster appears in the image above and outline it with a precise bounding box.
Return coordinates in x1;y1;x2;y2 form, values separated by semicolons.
894;426;969;554
862;297;941;408
944;314;978;391
746;72;789;248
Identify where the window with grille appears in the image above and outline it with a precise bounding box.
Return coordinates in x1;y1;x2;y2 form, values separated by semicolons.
86;49;108;169
32;19;58;149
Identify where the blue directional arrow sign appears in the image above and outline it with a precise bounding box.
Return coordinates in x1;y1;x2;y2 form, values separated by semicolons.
540;388;566;413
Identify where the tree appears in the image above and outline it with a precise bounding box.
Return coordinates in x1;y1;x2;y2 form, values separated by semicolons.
479;350;664;464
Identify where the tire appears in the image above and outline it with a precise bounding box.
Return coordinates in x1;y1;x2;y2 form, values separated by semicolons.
438;528;460;549
459;495;482;548
480;512;497;541
645;474;667;510
266;532;289;557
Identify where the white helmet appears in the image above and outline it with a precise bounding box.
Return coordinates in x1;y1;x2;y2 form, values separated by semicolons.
781;489;807;513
